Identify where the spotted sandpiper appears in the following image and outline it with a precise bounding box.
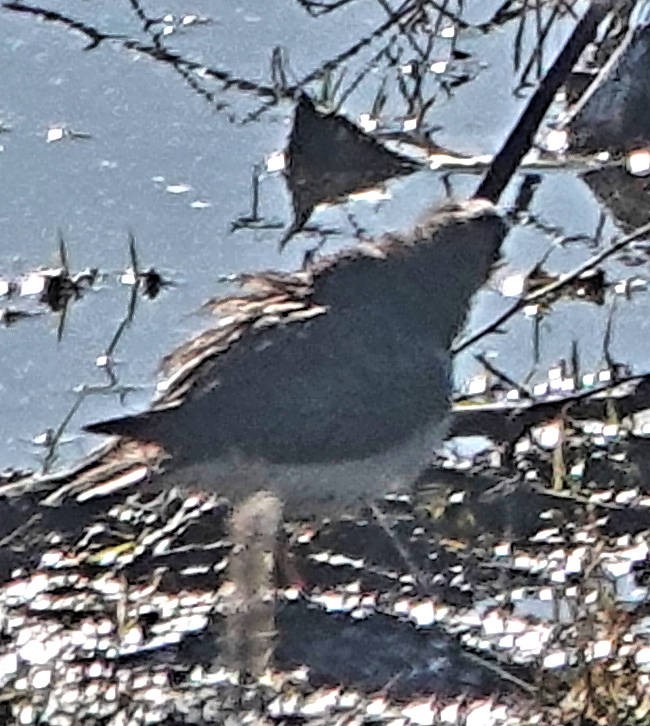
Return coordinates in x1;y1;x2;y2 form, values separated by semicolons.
85;201;505;519
84;1;609;519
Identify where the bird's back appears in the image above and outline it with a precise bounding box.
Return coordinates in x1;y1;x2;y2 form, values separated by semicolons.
85;201;506;516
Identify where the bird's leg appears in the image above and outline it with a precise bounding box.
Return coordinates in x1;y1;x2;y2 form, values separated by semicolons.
221;491;283;679
273;524;306;590
370;500;429;593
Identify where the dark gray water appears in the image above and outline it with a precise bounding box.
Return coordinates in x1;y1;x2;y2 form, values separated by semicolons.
0;0;647;477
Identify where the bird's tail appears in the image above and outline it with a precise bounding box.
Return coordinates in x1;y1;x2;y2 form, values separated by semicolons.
84;410;167;443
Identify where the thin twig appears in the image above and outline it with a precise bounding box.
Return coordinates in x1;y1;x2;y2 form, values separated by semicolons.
453;219;650;355
463;649;537;695
474;352;534;400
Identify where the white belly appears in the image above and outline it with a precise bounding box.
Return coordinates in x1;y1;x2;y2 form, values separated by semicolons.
155;415;448;520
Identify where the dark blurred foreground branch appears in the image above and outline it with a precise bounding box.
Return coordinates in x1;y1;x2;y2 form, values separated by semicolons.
475;0;612;204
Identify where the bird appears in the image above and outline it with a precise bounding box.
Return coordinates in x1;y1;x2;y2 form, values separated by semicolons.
84;200;506;520
82;0;611;518
80;0;614;520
